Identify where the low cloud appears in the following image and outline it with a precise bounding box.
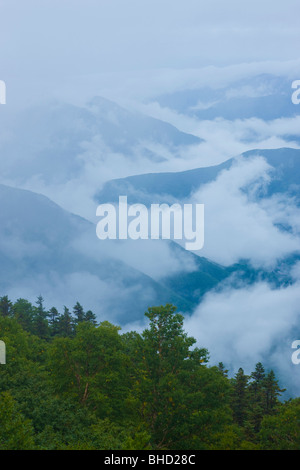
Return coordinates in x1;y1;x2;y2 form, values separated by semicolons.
191;156;300;267
184;280;300;395
73;231;197;281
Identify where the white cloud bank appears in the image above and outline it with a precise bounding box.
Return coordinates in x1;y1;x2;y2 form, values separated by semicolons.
184;279;300;395
191;156;300;267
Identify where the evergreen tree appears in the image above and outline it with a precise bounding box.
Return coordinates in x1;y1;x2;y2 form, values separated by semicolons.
35;295;47;318
73;302;85;324
33;296;49;339
251;362;265;388
57;307;74;337
48;307;60;336
248;363;266;434
85;310;97;326
13;298;35;332
0;295;14;317
231;368;249;427
218;362;229;377
262;370;285;415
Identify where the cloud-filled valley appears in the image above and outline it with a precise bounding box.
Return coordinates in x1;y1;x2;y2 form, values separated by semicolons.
1;67;300;396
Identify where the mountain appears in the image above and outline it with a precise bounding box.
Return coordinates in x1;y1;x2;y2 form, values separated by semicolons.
88;96;203;150
0;183;239;322
152;74;297;122
96;147;300;205
242;148;300;203
94;147;300;309
0;97;203;184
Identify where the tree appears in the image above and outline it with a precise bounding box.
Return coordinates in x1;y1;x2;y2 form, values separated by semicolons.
73;302;85;324
134;305;236;449
262;370;285;415
247;362;266;435
48;321;128;420
48;307;60;336
218;362;229;377
142;304;207;374
0;295;14;317
33;296;49;339
13;298;34;333
247;364;284;435
0;392;35;450
0;294;298;450
231;368;249;427
259;398;300;450
56;307;74;337
35;295;46;318
250;362;265;390
85;310;98;326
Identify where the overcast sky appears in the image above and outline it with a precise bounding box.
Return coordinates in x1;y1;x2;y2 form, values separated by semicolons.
1;0;300;106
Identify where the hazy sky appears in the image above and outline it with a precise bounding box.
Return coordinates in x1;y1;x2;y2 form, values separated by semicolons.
1;0;300;106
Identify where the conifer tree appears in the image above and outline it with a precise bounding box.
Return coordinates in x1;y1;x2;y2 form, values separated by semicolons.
73;302;85;324
248;362;266;434
48;307;60;336
85;310;97;325
57;306;74;337
0;295;14;317
13;298;35;333
231;367;249;427
218;362;229;377
263;370;285;415
33;295;49;339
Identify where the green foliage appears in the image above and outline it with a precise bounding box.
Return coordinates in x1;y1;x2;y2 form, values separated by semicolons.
259;398;300;450
0;296;14;318
244;363;285;438
0;392;35;450
0;297;298;450
231;368;250;427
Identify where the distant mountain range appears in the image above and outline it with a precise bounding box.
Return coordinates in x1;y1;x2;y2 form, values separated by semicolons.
1;146;299;323
0;75;299;324
0;72;299;400
0;97;203;184
0;183;239;322
95;146;300;310
1;78;300;395
152;74;297;121
96;147;300;205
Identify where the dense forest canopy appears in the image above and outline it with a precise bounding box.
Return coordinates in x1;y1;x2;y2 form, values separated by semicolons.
0;296;299;450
